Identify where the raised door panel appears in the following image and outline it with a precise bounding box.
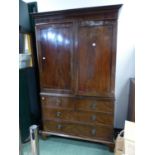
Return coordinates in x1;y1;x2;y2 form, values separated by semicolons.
36;22;74;93
77;21;113;96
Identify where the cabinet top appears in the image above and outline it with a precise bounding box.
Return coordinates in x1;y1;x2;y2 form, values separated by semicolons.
31;4;122;20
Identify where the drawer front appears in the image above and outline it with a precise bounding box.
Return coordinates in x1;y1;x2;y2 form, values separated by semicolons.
43;120;113;141
41;95;74;109
76;111;113;126
42;108;74;121
76;99;114;113
42;107;113;126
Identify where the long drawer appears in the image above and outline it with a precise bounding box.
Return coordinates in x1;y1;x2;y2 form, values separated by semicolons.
42;107;113;126
43;120;113;141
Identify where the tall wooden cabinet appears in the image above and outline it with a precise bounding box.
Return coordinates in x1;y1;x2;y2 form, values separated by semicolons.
33;5;121;150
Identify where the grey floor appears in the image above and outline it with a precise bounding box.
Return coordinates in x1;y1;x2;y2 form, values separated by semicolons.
22;136;114;155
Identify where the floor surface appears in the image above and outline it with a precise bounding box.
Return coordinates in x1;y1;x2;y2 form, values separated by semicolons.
22;136;114;155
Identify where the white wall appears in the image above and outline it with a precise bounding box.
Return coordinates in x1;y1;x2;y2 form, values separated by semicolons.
23;0;135;128
115;1;135;128
23;0;123;12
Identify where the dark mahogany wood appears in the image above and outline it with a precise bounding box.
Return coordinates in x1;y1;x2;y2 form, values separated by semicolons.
33;4;122;152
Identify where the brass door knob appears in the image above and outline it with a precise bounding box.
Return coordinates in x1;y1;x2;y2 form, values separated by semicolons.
42;57;46;60
92;43;96;47
41;97;45;100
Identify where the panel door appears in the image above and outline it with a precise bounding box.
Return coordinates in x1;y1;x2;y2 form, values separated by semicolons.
77;20;113;96
35;22;74;93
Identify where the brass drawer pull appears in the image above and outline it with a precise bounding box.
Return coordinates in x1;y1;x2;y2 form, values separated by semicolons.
90;102;96;110
56;99;61;106
57;124;62;130
91;128;96;136
56;111;61;117
91;114;96;121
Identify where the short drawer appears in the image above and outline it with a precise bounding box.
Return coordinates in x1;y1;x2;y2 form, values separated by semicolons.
76;98;114;113
76;111;113;126
43;120;113;141
42;107;113;126
42;108;74;121
40;95;74;109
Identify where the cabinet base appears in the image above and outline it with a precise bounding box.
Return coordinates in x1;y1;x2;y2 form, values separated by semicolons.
40;130;115;152
108;142;115;152
40;132;48;140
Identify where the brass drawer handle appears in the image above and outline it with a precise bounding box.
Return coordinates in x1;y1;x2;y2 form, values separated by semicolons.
56;99;61;106
90;102;96;110
57;124;62;130
56;111;61;117
91;114;96;121
91;128;96;136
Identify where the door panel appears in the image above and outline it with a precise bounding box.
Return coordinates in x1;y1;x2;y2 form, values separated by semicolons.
77;21;113;96
36;23;73;92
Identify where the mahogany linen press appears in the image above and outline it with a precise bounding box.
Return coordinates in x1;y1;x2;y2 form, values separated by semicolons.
33;5;122;151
